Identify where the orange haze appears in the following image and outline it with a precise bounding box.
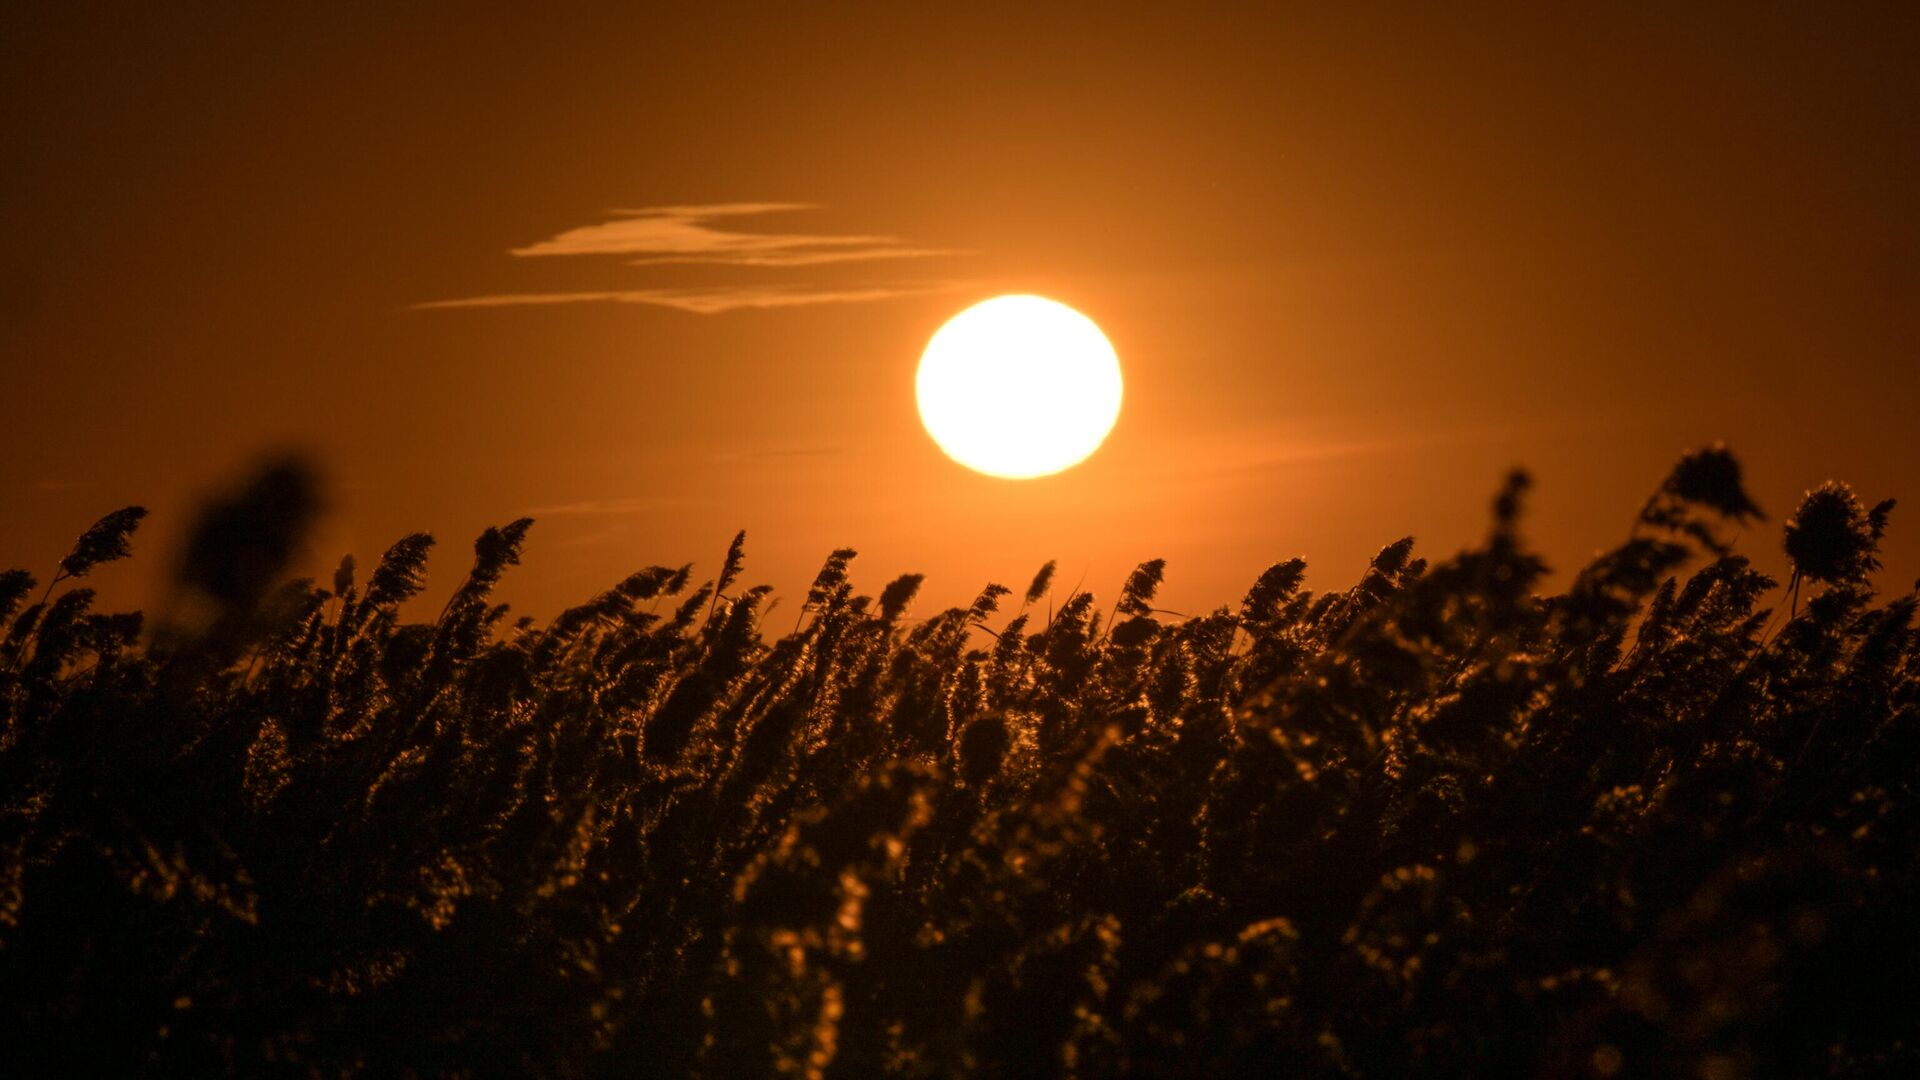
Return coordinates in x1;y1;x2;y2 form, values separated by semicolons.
5;7;1917;620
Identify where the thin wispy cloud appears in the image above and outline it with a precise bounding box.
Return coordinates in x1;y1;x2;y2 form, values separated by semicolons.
711;445;842;463
630;247;950;268
416;282;965;315
514;202;953;266
525;496;699;517
417;203;965;313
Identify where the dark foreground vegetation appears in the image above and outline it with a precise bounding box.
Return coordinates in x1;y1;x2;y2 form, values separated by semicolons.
2;448;1916;1077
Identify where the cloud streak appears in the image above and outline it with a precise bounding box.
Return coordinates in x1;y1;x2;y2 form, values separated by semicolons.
512;203;953;266
418;203;964;313
524;496;697;516
415;281;965;315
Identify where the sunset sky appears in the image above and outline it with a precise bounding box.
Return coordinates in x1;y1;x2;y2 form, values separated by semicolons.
5;6;1917;619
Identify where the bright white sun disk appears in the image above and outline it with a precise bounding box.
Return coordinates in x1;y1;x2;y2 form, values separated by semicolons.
916;295;1122;479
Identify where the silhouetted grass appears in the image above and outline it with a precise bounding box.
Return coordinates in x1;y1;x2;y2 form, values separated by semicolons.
1;448;1915;1077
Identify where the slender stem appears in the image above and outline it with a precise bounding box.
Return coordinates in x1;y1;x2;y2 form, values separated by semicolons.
702;538;729;635
1096;569;1128;646
39;570;66;609
7;570;71;673
1747;570;1797;651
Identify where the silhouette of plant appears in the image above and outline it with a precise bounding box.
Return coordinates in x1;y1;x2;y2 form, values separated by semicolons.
1785;481;1892;586
0;445;1913;1077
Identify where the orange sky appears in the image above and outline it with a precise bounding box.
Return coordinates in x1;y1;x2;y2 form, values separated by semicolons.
5;6;1917;621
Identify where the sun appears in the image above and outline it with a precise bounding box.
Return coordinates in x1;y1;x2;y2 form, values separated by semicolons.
916;295;1123;479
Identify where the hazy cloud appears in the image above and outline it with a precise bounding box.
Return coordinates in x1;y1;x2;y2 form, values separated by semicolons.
550;523;636;551
418;203;965;314
525;496;698;517
416;281;965;315
627;246;952;268
712;445;842;463
511;203;954;266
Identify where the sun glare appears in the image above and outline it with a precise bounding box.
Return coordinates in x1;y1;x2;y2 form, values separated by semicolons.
916;295;1123;479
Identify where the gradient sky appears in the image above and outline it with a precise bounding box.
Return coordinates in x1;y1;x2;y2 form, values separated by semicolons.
5;6;1917;621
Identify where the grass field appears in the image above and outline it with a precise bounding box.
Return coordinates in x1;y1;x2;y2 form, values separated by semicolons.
2;447;1914;1076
